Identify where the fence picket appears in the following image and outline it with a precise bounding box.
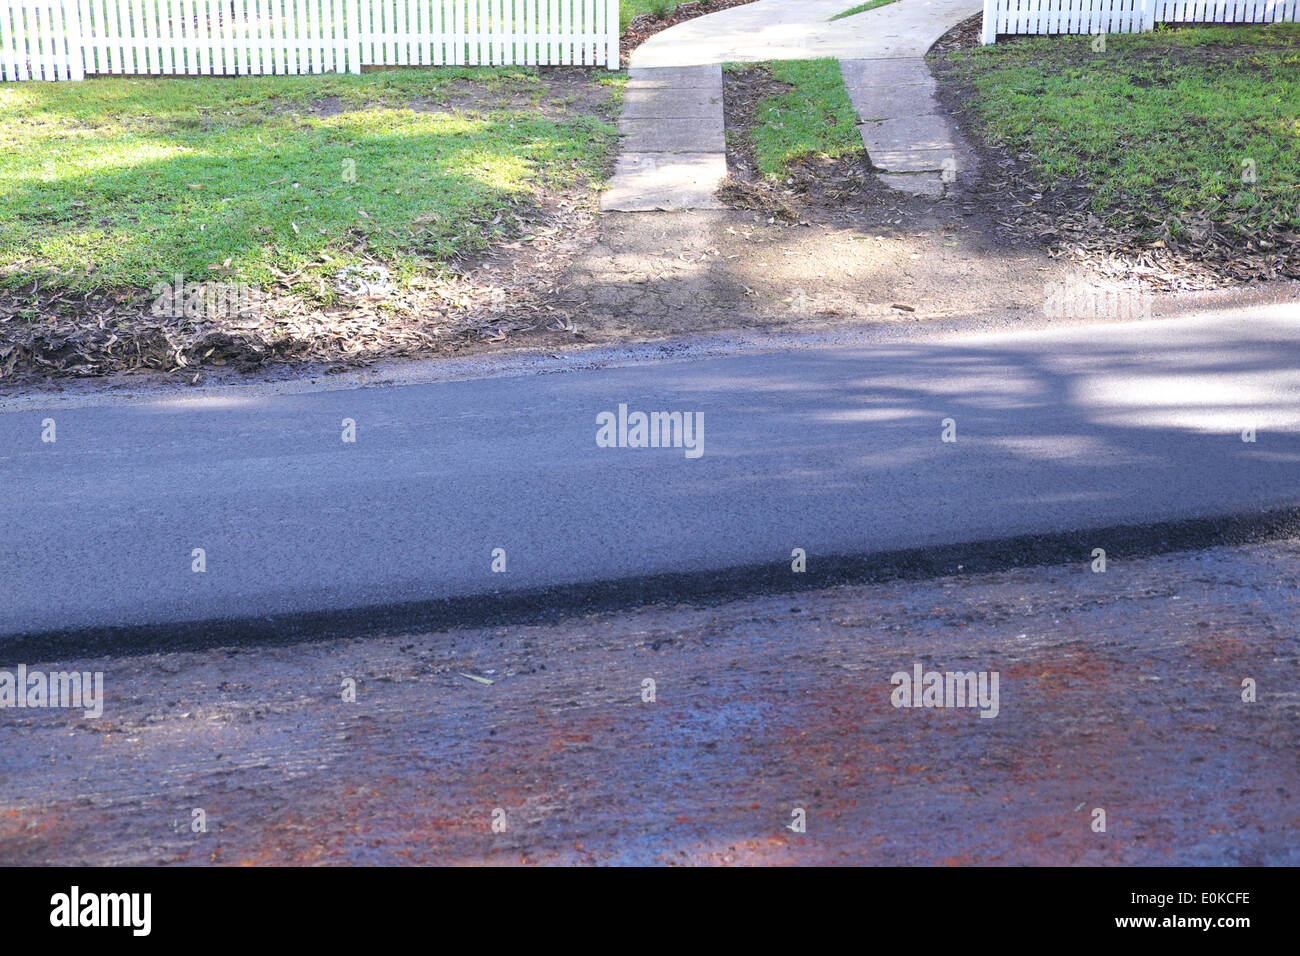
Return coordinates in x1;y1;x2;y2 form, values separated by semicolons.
42;1;57;79
472;0;480;65
0;3;13;79
163;0;174;73
152;0;164;73
22;3;34;80
222;0;234;72
292;0;304;72
422;0;432;64
29;1;41;79
42;0;55;77
72;0;89;75
355;0;363;64
49;0;60;77
68;0;85;78
259;0;268;74
321;0;330;69
16;2;31;79
23;2;35;79
155;0;168;75
322;0;332;70
48;0;63;77
97;0;111;72
205;0;214;72
173;0;184;73
136;0;150;72
31;2;42;79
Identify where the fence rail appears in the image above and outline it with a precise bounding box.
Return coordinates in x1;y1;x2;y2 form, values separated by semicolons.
0;0;619;79
981;0;1299;41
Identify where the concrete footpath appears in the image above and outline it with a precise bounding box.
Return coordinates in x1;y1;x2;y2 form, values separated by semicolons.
602;0;983;210
840;57;962;198
602;64;727;211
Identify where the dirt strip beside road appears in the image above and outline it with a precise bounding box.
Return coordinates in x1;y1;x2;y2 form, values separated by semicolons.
2;540;1296;865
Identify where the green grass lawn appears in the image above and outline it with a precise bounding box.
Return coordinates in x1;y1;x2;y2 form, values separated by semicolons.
0;68;620;297
736;59;863;176
830;0;900;22
938;24;1300;236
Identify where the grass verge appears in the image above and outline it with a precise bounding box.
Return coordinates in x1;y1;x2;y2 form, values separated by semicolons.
938;24;1300;239
0;68;621;297
731;59;862;176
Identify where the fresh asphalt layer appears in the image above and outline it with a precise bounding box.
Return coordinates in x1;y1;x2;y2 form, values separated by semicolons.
2;305;1299;644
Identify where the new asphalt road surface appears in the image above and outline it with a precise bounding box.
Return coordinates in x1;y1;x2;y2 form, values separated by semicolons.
3;305;1299;639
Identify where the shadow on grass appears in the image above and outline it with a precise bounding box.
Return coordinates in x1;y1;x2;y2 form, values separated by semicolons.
1;82;617;294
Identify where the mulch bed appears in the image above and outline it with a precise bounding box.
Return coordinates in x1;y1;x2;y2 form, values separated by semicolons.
621;0;762;65
928;8;983;55
927;14;1300;290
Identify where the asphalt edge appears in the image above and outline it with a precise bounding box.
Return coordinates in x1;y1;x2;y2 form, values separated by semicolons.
7;505;1299;662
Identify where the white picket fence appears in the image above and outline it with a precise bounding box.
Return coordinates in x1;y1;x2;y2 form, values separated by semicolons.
981;0;1299;41
1150;0;1298;21
0;0;619;80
